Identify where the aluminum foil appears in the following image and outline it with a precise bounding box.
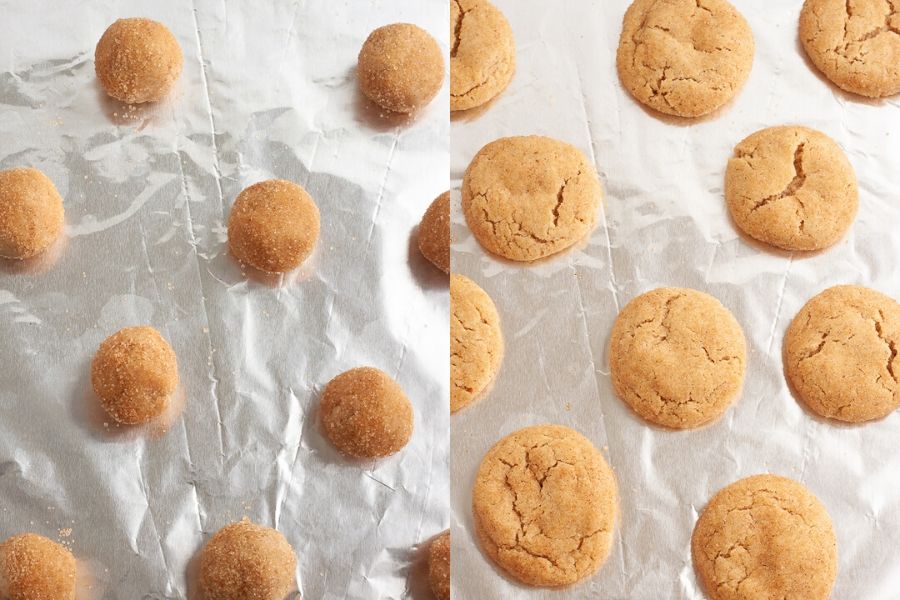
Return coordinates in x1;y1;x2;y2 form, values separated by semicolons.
0;1;449;598
450;0;900;598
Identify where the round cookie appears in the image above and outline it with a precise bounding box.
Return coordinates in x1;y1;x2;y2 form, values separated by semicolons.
784;285;900;422
450;0;516;111
418;191;450;274
450;274;503;413
428;530;450;600
616;0;755;118
609;288;746;429
319;367;414;458
800;0;900;98
358;23;445;114
0;533;76;600
692;474;837;600
726;126;858;252
461;136;602;262
472;425;618;587
0;167;64;260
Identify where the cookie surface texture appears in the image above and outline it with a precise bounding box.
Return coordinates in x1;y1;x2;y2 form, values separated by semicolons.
450;274;503;413
450;0;516;111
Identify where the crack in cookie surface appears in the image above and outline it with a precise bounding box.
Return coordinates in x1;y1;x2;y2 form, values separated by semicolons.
450;274;503;412
450;0;516;110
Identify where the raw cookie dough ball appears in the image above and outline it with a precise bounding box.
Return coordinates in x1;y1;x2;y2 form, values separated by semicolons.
616;0;755;117
609;288;747;429
198;519;297;600
461;136;602;261
784;285;900;422
472;425;618;587
450;0;516;111
0;167;64;260
95;18;183;104
450;274;503;413
692;474;837;600
358;23;445;114
428;530;450;600
726;126;858;252
319;367;414;458
800;0;900;98
0;533;76;600
227;179;320;274
418;191;450;273
91;326;179;425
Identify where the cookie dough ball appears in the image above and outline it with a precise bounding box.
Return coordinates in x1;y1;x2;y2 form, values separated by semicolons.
785;285;900;422
418;191;450;273
358;23;445;114
95;18;183;104
198;519;297;600
692;474;837;600
0;167;64;260
428;530;450;600
0;533;76;600
450;274;503;413
472;425;618;587
227;179;320;274
616;0;755;117
462;136;601;261
801;0;900;98
450;0;516;111
319;367;414;458
91;326;179;425
610;288;747;429
726;126;858;252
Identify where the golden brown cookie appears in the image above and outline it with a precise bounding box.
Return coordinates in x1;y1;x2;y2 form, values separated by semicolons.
784;285;900;422
726;126;858;252
461;136;602;262
800;0;900;98
692;474;837;600
418;191;450;274
428;530;450;600
472;425;618;587
0;167;64;260
450;0;516;111
616;0;755;118
450;274;503;413
95;18;183;104
609;288;746;429
0;533;76;600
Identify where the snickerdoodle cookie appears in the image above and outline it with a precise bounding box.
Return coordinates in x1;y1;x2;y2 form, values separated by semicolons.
692;474;837;600
461;136;601;262
472;425;618;587
418;191;450;274
450;274;503;413
609;288;746;429
0;167;64;260
800;0;900;98
450;0;516;111
726;126;858;252
428;530;450;600
616;0;754;117
0;533;76;600
784;285;900;422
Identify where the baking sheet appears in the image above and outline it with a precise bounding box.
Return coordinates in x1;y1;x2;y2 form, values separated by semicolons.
450;0;900;598
0;1;449;598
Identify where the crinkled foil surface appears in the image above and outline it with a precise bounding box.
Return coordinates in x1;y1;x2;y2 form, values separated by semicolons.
451;0;900;598
0;1;449;598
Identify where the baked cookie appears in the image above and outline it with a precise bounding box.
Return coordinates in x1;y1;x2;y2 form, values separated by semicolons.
450;0;516;111
418;191;450;274
800;0;900;98
726;126;858;252
784;285;900;422
450;274;503;413
0;167;64;260
472;425;618;587
692;474;837;600
616;0;755;117
0;533;76;600
428;530;450;600
461;136;601;261
609;288;746;429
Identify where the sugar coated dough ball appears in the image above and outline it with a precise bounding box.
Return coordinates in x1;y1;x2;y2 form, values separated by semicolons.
91;326;179;425
0;533;76;600
0;167;64;260
227;179;321;274
428;530;451;600
319;367;414;458
418;191;451;273
198;520;297;600
358;23;445;113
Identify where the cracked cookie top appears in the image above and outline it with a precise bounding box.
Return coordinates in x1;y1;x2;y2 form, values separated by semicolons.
450;0;516;111
616;0;755;117
785;285;900;422
726;126;858;252
609;288;747;429
451;274;503;413
461;135;602;262
472;425;618;587
801;0;900;98
692;474;837;600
